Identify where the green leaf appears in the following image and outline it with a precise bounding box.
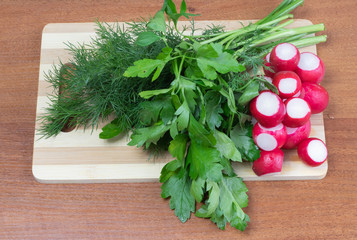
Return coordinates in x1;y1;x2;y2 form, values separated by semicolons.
160;159;181;183
136;31;161;46
175;101;190;131
99;120;124;139
220;157;236;177
124;59;165;79
196;181;220;218
190;177;205;202
168;134;188;162
204;91;223;130
139;88;171;99
161;168;195;223
180;0;187;14
230;124;260;162
139;96;175;125
197;43;219;58
148;11;166;32
186;141;223;182
128;123;170;148
188;115;216;147
218;176;249;231
197;50;241;80
214;130;242;162
197;59;217;80
238;81;260;105
219;88;237;113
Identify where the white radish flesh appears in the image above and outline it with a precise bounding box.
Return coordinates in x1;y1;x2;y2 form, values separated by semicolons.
297;138;328;166
250;90;286;128
252;149;284;176
273;71;302;99
283;97;311;127
270;43;300;72
299;83;329;114
295;52;325;83
253;123;287;151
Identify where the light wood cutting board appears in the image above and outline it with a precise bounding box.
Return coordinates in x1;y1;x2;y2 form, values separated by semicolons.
33;19;327;183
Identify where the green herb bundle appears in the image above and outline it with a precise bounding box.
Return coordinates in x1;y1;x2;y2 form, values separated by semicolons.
38;0;326;231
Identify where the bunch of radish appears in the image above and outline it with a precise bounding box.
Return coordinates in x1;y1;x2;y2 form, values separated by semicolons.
251;42;329;176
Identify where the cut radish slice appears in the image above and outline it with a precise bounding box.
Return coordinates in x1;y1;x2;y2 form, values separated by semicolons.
299;83;329;114
273;71;302;99
270;43;300;72
283;120;311;149
295;52;325;83
250;90;286;128
283;97;311;127
297;138;328;166
253;123;287;151
252;149;284;176
263;52;275;78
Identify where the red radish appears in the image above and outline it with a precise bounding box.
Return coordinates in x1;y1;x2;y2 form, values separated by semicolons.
273;71;302;99
250;90;286;128
252;149;284;176
283;120;311;149
283;97;311;127
270;43;300;72
299;83;329;114
295;52;325;84
297;138;328;166
252;123;287;151
263;52;275;78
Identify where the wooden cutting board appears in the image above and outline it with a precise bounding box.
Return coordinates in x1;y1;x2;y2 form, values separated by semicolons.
33;19;327;183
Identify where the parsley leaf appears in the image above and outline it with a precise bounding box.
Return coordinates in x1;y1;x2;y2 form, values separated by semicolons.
161;167;195;223
186;141;223;182
136;31;161;46
204;91;224;130
230;124;260;162
214;130;242;162
128;123;170;148
123;59;166;81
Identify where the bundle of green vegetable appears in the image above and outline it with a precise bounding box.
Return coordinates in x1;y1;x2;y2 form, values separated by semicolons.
39;0;326;231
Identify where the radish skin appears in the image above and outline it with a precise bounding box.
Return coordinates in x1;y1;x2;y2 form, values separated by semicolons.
270;43;300;72
283;120;311;149
299;83;329;114
273;71;302;99
252;149;284;176
298;138;328;166
283;97;311;127
250;90;286;128
295;52;325;84
253;123;287;151
263;52;275;78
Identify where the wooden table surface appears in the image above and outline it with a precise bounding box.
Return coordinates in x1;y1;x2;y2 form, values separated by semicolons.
1;0;356;239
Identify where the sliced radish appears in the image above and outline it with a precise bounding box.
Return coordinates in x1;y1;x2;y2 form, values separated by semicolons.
297;138;328;166
283;120;311;149
299;83;329;114
295;52;325;83
270;43;300;72
283;97;311;127
252;149;284;176
252;123;287;151
273;71;302;99
250;90;286;128
263;52;275;78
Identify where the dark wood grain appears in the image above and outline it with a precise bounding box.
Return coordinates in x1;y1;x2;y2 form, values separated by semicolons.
0;0;356;239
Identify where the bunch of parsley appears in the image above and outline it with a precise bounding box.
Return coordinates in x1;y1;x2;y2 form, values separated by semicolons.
39;0;326;231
